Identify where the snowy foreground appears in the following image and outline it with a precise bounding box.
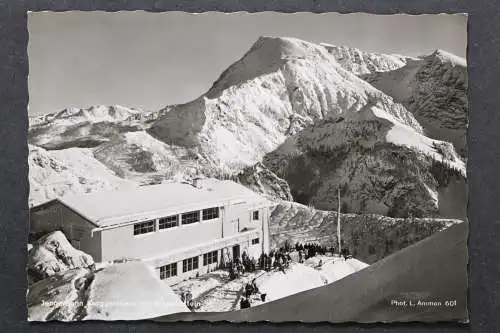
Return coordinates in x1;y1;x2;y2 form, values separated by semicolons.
171;255;368;312
27;261;189;321
28;249;367;321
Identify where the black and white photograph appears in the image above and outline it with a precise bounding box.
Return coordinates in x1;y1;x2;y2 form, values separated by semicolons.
26;11;468;322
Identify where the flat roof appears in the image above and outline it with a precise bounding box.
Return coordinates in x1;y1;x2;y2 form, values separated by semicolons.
55;178;269;228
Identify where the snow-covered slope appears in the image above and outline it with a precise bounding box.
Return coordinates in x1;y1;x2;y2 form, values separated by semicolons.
253;258;367;303
29;144;135;206
148;36;421;174
27;231;94;283
320;43;411;75
263;105;466;218
269;201;462;264
363;50;468;156
303;255;369;284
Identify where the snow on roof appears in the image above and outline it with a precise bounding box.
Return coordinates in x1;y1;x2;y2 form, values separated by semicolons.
58;178;269;228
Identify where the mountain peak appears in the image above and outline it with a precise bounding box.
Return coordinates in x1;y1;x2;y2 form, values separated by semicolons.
428;49;466;67
206;36;331;98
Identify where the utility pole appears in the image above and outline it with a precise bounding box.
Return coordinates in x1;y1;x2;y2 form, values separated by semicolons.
337;186;342;255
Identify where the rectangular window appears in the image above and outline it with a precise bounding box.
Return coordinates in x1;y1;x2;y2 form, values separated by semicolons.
252;238;259;245
133;220;155;235
182;256;199;272
159;215;179;229
202;207;219;221
253;210;259;220
159;263;177;279
181;211;200;225
203;250;218;266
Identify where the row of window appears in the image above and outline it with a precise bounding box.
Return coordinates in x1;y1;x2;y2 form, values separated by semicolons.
158;250;218;279
158;238;260;280
133;207;220;235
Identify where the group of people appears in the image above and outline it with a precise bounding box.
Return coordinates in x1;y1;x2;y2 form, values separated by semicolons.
293;242;331;260
240;278;267;309
258;249;291;273
227;251;258;280
292;242;352;261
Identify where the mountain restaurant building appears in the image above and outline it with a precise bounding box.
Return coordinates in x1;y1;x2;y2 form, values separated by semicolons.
30;179;272;285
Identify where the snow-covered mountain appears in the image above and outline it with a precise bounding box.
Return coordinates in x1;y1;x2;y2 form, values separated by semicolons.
28;105;172;150
320;43;412;75
147;36;421;173
28;144;135;206
29;105;145;149
363;50;468;156
27;36;466;223
262;105;466;218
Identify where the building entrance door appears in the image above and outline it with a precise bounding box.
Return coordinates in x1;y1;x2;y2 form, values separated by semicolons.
232;244;240;262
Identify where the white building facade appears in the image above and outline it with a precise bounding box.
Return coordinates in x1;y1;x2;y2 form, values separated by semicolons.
30;179;272;285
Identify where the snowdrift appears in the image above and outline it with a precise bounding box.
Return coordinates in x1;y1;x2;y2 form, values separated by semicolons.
254;257;369;302
85;261;189;320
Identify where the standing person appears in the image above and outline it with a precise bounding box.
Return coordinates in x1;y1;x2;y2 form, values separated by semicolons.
186;291;193;304
240;297;251;309
277;256;285;273
251;278;259;294
245;283;253;298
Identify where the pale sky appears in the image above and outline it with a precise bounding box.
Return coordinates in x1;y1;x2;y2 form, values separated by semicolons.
28;12;467;116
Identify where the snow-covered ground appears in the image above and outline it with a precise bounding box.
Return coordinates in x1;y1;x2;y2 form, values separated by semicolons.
27;268;91;321
170;254;368;312
27;260;190;321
